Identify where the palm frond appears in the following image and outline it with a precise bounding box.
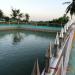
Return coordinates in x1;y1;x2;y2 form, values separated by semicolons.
66;4;72;14
63;2;71;4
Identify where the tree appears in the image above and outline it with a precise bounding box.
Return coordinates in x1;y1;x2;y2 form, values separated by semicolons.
0;9;4;19
4;16;10;22
11;8;23;23
18;13;23;23
49;15;69;27
25;13;30;23
11;8;18;20
64;0;75;19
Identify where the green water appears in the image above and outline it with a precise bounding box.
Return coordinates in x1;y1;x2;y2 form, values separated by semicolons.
0;24;61;31
67;40;75;75
0;30;56;75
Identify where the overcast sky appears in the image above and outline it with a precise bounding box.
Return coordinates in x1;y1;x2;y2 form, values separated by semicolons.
0;0;71;21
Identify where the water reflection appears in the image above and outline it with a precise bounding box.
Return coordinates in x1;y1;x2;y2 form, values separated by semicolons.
12;32;23;45
0;31;56;75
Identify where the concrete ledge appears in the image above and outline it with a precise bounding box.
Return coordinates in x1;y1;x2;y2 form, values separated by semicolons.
0;27;60;33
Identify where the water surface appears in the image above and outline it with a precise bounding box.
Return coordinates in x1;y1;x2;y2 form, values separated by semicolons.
0;30;56;75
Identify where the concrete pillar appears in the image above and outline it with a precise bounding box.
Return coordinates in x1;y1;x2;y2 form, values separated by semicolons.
59;28;64;48
54;32;59;57
31;59;40;75
45;42;52;74
63;25;67;41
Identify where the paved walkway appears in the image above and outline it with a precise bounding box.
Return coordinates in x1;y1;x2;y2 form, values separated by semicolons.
66;40;75;75
66;25;75;75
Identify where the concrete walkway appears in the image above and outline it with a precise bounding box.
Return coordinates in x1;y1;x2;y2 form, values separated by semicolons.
66;40;75;75
66;25;75;75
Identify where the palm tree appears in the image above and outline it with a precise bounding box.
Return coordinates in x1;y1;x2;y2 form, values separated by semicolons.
11;8;23;23
64;0;75;19
11;8;18;20
17;13;23;24
25;13;30;23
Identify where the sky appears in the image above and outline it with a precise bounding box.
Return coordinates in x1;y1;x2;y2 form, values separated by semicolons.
0;0;72;21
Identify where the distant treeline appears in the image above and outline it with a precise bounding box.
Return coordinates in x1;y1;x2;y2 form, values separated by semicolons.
31;15;69;27
0;8;30;24
0;8;69;27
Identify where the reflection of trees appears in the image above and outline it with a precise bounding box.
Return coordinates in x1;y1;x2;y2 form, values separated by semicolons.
12;32;23;45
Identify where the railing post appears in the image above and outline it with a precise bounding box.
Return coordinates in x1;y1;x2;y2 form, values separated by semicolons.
31;59;40;75
61;56;64;75
59;28;64;48
45;42;52;74
54;32;59;57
